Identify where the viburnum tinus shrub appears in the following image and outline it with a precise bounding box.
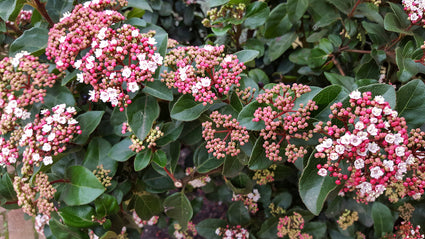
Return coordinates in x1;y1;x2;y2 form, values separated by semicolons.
4;0;425;239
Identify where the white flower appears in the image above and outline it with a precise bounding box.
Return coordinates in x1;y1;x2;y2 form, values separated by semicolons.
368;142;380;153
131;29;139;37
42;143;52;152
391;110;398;118
47;132;56;141
42;124;52;133
66;107;76;113
74;60;82;69
43;156;53;165
357;149;368;156
383;107;392;115
318;168;327;177
68;118;78;125
24;128;33;137
122;67;132;78
367;124;378;136
329;152;339;161
97;27;107;40
315;144;324;152
56;60;64;67
385;133;395;144
147;61;158;72
86;61;94;70
139;60;148;71
395;146;406;157
147;37;157;45
22;111;31;120
371;107;382;117
59;11;71;22
14;108;23;118
413;193;422;200
323;138;333;148
152;53;163;65
2;148;10;156
370;166;384;179
45;116;53;124
394;133;404;145
340;134;352;145
398;162;407;174
110;98;119;106
224;55;233;63
355;121;365;130
59;36;66;43
215;228;221;235
204;45;214;51
407;155;415;165
94;49;102;59
116;46;123;52
374;95;385;104
137;53;146;61
100;90;109;102
349;90;361;100
54;104;66;113
350;135;362;146
200;77;211;87
127;82;140;93
76;73;84;83
354;158;364;169
383;160;394;171
109;72;116;79
335;144;345;154
8;156;16;164
99;40;108;49
88;90;96;101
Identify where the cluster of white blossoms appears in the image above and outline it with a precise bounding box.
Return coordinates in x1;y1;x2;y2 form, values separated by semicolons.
403;0;425;23
216;226;249;239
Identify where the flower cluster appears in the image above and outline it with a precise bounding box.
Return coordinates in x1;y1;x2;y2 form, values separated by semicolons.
132;211;159;228
34;214;49;236
185;167;211;188
77;24;161;110
252;164;276;185
0;52;57;133
202;111;249;159
173;222;198;239
387;221;424;239
402;0;425;24
252;83;317;162
215;225;249;239
277;212;311;239
202;3;246;28
123;124;164;152
13;172;56;217
93;165;112;187
232;189;261;214
46;0;126;71
15;10;32;26
337;209;359;230
314;90;419;203
162;45;245;105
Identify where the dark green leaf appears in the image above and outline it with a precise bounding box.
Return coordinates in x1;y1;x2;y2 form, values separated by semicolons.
237;101;267;130
49;217;88;239
384;13;413;35
258;217;278;239
267;32;297;62
44;85;76;109
9;27;49;56
303;221;327;239
0;173;17;201
83;137;117;176
248;137;273;170
194;143;224;173
264;3;292;38
357;83;396;108
289;48;311;65
61;166;105;206
134;194;162;220
73;111;105;145
226;173;253;195
223;155;245;177
164;192;193;229
309;48;329;68
208;0;229;8
142;80;173;101
311;85;348;122
227;201;250;225
94;194;119;217
299;150;338;215
287;0;308;23
324;72;356;91
134;149;152;171
126;96;160;141
127;0;152;12
372;202;394;237
244;2;270;29
0;0;25;21
59;205;95;228
152;150;167;167
196;218;227;239
234;50;259;63
171;95;210;121
108;138;136;162
396;79;425;128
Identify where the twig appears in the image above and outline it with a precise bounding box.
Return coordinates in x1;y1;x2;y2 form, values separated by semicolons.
347;0;362;18
332;56;346;76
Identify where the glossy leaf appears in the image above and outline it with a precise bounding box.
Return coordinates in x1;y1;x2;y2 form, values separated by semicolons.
196;218;227;239
0;173;17;201
9;27;48;56
237;101;267;130
49;217;88;239
127;0;152;12
227;201;251;225
299;151;338;215
142;80;173;101
267;32;297;62
372;202;394;237
59;205;95;228
248;137;273;170
234;50;259;63
164;192;193;229
222;155;245;177
156;121;184;146
94;194;119;218
152;149;167;167
61;166;105;206
171;95;210;121
134;149;152;171
0;0;25;21
83;137;117;176
226;173;253;195
126;96;160;141
396;79;425;128
264;3;292;38
244;2;270;29
324;72;356;91
194;143;224;173
311;85;348;122
309;48;329;68
73;111;105;145
108;138;136;162
44;85;76;109
134;194;162;220
287;0;309;23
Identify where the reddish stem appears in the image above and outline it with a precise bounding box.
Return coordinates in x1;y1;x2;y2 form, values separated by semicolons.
5;200;17;205
33;0;55;27
163;167;182;188
50;179;70;184
347;0;362;18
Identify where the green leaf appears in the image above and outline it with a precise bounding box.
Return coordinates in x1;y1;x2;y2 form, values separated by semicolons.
237;101;267;131
299;150;338;215
9;27;49;56
267;32;297;62
134;194;162;220
127;0;152;12
234;50;259;63
0;173;17;201
61;166;105;206
59;205;95;228
395;44;425;83
45;0;74;23
126;95;160;141
244;2;270;29
303;221;327;239
152;150;167;167
171;95;210;121
264;3;292;38
208;0;229;8
289;48;311;65
156;122;184;146
372;202;394;238
143;167;175;193
258;217;278;239
0;0;25;21
226;173;253;195
61;70;77;86
196;218;227;239
73;111;105;145
396;79;425;128
194;143;224;173
311;85;348;122
357;83;396;108
142;80;173;101
94;194;119;217
223;155;245;177
362;22;388;45
324;72;356;92
384;13;413;35
44;85;76;109
108;138;136;162
248;137;273;170
49;217;88;239
227;201;251;225
134;149;152;171
287;0;309;23
308;48;329;68
164;192;193;229
83;137;117;176
326;0;354;14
